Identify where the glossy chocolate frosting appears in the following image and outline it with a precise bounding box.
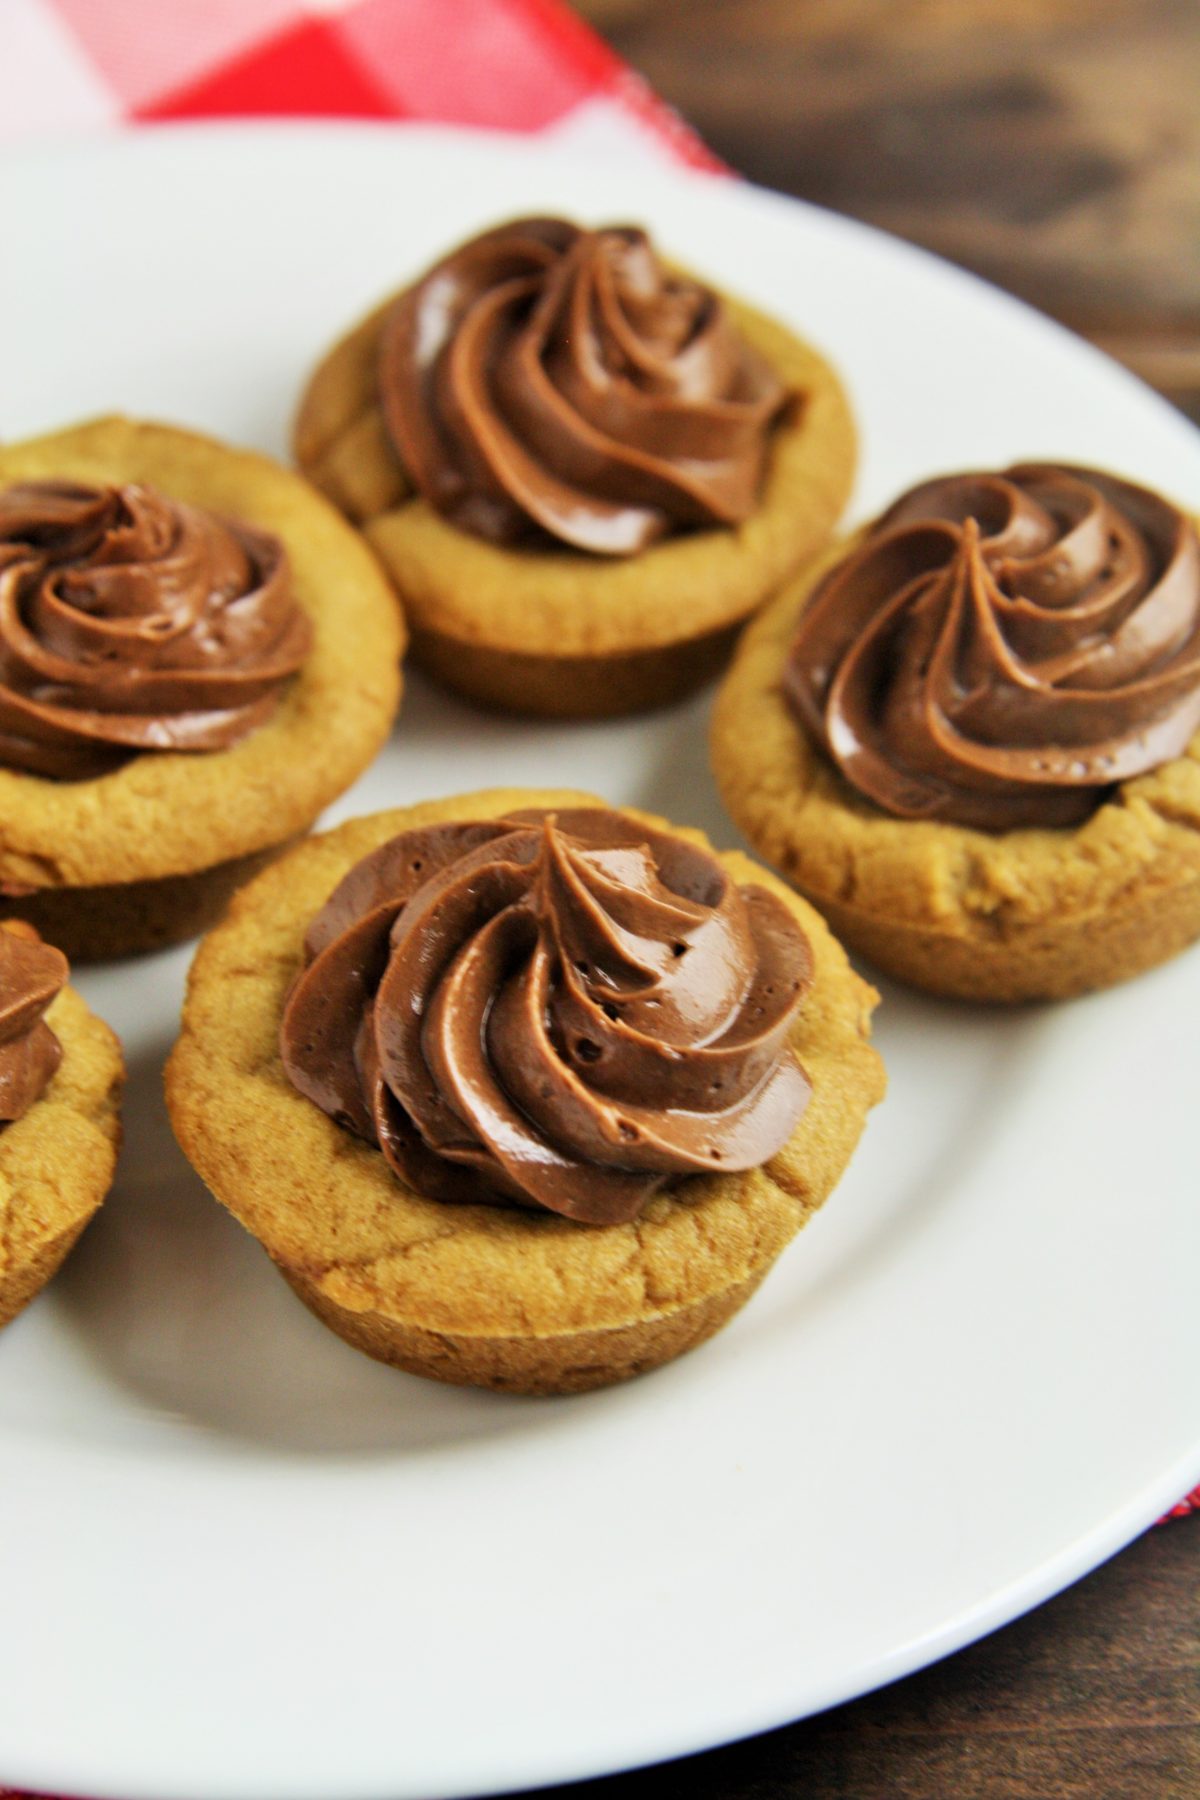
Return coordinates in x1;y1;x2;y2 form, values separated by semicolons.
0;481;313;780
784;463;1200;830
0;926;66;1123
281;808;813;1224
377;216;792;557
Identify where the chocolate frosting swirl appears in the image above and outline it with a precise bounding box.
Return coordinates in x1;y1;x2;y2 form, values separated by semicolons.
378;216;792;557
281;808;813;1224
0;925;66;1123
0;481;313;780
784;463;1200;830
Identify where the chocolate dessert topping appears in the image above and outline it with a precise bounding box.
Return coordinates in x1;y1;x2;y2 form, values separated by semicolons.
0;481;313;780
378;216;793;557
784;463;1200;831
281;808;813;1224
0;925;66;1123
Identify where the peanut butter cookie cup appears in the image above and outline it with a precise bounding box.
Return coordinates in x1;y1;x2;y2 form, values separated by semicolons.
166;788;884;1394
0;417;404;958
0;923;123;1329
713;463;1200;1001
294;216;855;717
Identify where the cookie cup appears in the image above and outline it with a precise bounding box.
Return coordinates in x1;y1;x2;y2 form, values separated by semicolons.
0;417;405;959
0;985;124;1329
712;535;1200;1003
165;787;885;1395
294;293;855;718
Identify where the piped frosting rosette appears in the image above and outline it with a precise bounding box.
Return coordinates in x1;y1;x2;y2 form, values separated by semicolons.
281;807;813;1224
0;924;66;1123
378;216;793;556
0;481;313;779
784;463;1200;830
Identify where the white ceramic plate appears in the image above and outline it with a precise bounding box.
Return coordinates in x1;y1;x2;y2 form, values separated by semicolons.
1;123;1198;1800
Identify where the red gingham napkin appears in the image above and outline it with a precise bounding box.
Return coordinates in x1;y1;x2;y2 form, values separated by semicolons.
3;0;720;168
0;3;1195;1793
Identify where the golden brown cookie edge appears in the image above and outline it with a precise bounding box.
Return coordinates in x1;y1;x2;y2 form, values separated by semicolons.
0;416;404;892
294;281;856;712
165;787;885;1390
711;532;1200;1002
0;984;124;1328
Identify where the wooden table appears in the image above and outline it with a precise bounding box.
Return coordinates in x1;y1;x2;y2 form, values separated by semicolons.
530;4;1200;1794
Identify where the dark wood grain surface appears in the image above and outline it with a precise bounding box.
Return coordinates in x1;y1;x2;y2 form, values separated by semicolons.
550;3;1200;1794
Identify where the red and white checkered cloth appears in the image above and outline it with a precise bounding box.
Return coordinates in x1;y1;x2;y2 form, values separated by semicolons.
0;12;1194;1791
4;0;721;170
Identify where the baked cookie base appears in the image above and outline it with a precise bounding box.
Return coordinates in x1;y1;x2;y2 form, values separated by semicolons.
295;291;855;719
712;537;1200;1004
281;1262;768;1395
410;619;740;718
0;838;298;962
0;985;124;1329
0;418;403;913
795;878;1200;1004
166;788;885;1395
